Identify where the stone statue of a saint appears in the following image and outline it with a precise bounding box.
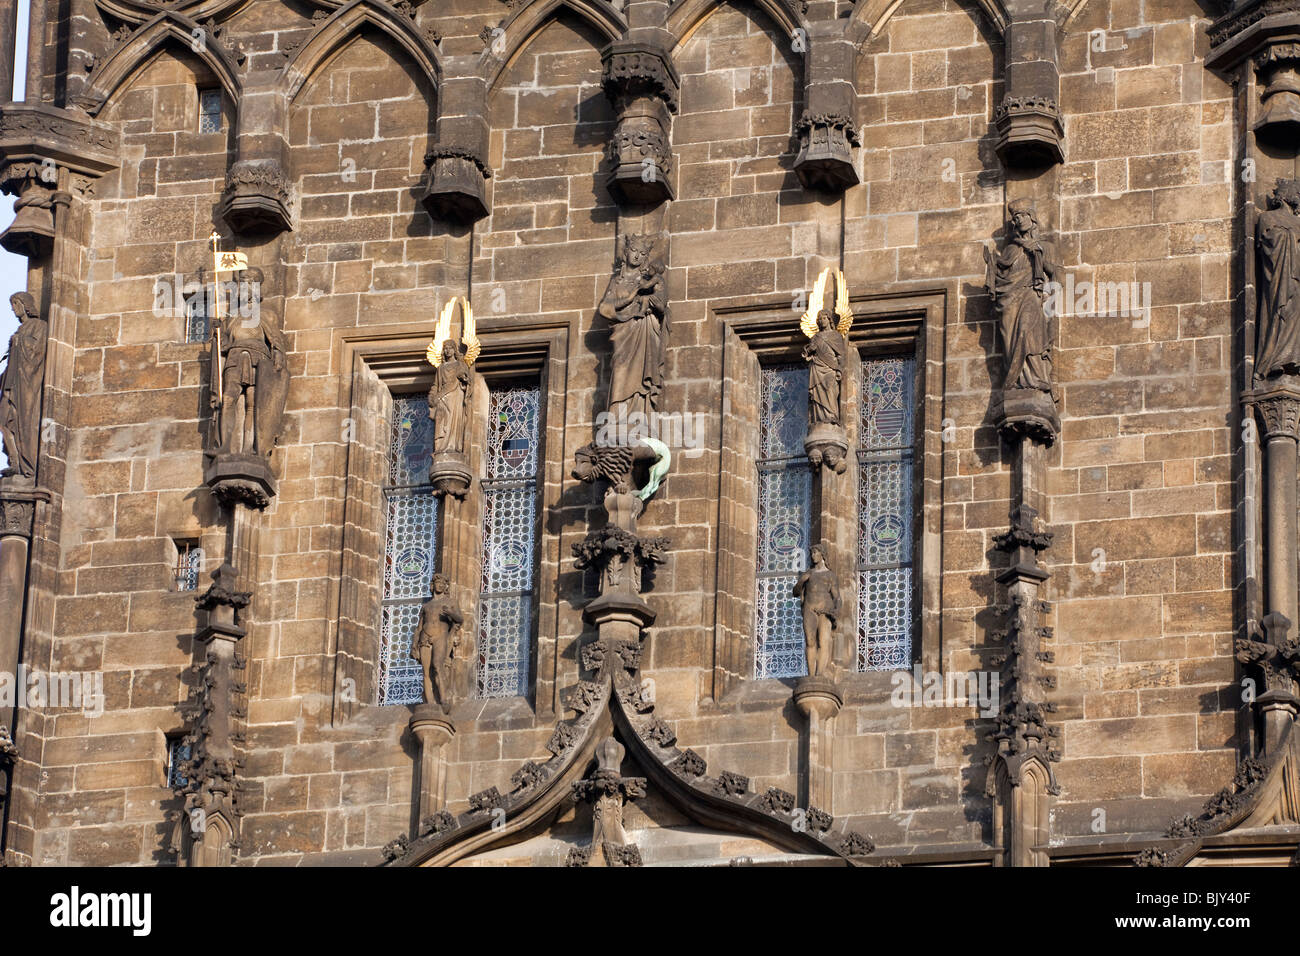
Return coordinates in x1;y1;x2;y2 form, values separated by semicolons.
804;309;846;427
411;573;465;714
793;544;839;678
0;292;47;479
984;199;1058;393
598;232;667;422
429;338;470;455
1255;179;1300;382
209;270;289;458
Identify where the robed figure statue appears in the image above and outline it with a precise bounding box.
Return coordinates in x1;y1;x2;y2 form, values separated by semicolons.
984;199;1058;393
209;271;289;458
429;339;470;455
598;232;668;422
1256;179;1300;382
0;292;47;479
804;309;846;426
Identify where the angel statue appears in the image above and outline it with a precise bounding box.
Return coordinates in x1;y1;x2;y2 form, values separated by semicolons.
598;231;668;424
426;296;480;456
800;267;853;474
425;296;480;498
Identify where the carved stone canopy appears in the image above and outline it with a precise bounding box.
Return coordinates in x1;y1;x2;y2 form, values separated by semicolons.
421;146;491;224
218;160;292;236
793;111;860;193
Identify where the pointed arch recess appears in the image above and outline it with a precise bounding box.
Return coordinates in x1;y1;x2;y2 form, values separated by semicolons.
94;0;254;27
481;0;626;94
80;12;244;116
845;0;1008;44
279;0;443;104
667;0;806;52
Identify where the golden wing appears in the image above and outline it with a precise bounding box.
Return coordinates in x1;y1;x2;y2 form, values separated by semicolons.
800;268;830;338
427;299;454;367
461;299;480;366
834;269;853;337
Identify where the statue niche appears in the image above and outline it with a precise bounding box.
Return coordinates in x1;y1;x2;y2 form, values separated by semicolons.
425;296;479;499
599;231;667;425
1255;179;1300;385
0;292;47;481
800;268;853;474
983;199;1061;440
205;267;289;509
411;572;466;715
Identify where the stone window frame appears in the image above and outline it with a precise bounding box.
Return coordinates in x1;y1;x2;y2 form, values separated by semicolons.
328;319;569;725
711;289;945;705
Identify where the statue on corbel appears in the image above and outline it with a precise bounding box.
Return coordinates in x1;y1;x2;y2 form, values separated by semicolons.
425;296;479;499
410;572;467;716
983;199;1061;442
203;239;290;509
800;267;853;475
0;292;48;483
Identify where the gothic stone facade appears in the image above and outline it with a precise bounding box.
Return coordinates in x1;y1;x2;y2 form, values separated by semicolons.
0;0;1298;867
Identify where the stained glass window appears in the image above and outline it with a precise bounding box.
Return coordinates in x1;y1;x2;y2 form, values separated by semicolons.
478;382;540;699
378;395;439;705
857;356;915;671
166;736;191;789
755;365;811;680
173;539;202;591
198;89;223;133
185;289;209;343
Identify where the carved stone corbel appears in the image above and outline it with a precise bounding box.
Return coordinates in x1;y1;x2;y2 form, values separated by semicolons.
793;20;859;193
218;159;292;236
421;71;491;224
994;3;1064;166
600;42;678;205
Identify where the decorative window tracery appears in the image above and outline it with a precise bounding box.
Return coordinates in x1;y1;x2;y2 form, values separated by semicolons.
857;356;915;671
755;365;811;680
198;88;223;133
378;395;440;706
477;382;541;699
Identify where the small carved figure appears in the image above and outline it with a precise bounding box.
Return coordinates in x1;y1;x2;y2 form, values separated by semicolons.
599;232;667;422
984;199;1058;393
793;543;839;677
425;297;479;455
209;271;289;457
1255;179;1300;381
0;292;47;478
411;573;465;714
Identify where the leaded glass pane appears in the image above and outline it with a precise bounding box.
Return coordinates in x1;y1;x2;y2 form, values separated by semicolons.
185;294;209;344
383;494;439;602
760;365;809;458
477;595;530;698
481;487;536;593
378;394;440;706
755;575;807;679
389;396;435;486
199;89;222;133
755;365;812;680
857;356;916;671
166;738;191;788
478;381;541;699
758;467;811;574
858;567;912;671
486;386;540;480
379;603;424;706
858;458;912;568
861;357;913;451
